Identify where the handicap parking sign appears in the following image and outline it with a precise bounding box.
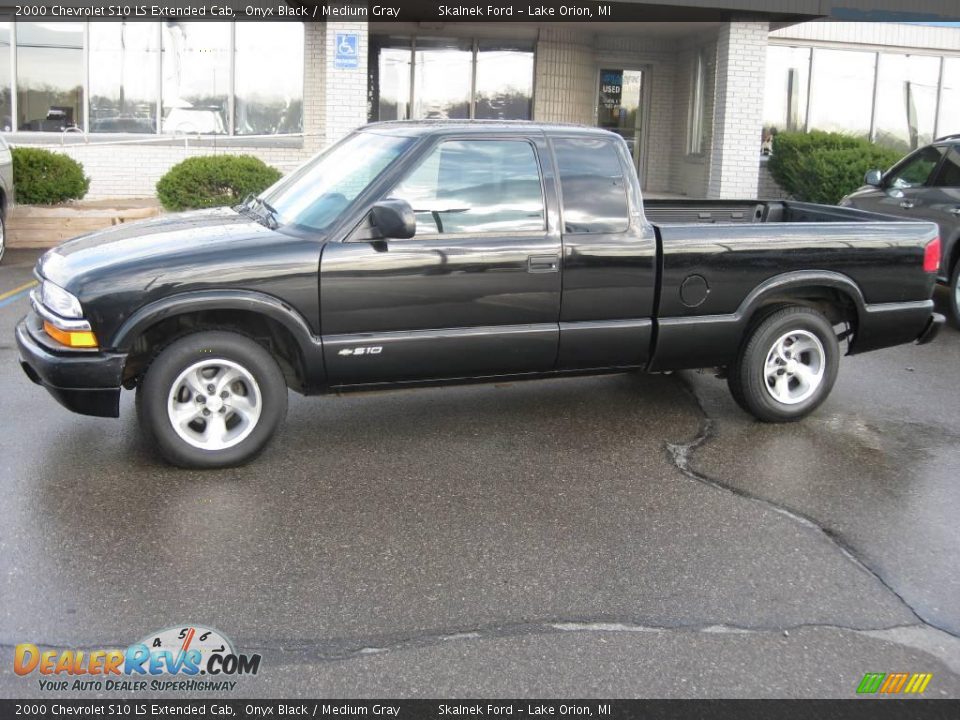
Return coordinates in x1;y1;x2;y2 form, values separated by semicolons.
335;32;359;69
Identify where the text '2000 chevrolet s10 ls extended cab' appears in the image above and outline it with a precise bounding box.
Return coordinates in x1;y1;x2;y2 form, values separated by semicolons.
17;122;945;467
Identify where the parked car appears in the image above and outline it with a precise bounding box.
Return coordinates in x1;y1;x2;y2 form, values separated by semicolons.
17;122;943;468
0;135;12;264
840;134;960;325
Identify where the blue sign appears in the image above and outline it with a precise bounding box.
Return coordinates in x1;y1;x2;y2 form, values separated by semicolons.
334;32;359;69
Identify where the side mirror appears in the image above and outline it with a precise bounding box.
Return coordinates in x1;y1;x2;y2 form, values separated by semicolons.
864;169;883;187
370;199;415;239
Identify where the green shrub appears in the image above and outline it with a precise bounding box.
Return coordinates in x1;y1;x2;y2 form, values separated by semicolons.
767;131;903;205
156;155;282;211
12;147;90;204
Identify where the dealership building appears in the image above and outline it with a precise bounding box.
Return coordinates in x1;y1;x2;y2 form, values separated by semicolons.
1;1;959;199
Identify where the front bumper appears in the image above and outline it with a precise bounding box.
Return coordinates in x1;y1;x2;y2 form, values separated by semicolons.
15;312;126;418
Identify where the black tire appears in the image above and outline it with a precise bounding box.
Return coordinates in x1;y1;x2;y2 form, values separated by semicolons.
949;261;960;329
0;212;5;264
138;331;287;468
727;306;839;423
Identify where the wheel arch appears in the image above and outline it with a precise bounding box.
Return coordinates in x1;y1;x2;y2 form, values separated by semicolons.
113;291;326;392
738;271;863;344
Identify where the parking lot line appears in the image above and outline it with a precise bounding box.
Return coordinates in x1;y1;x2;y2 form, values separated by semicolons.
0;280;38;308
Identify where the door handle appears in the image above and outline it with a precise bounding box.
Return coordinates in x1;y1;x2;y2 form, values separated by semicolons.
899;200;915;209
528;255;560;273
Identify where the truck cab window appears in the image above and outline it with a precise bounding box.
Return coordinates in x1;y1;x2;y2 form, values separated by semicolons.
391;139;545;235
553;137;630;234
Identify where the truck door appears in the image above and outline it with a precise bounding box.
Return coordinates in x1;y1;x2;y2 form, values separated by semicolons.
552;135;658;370
319;135;562;385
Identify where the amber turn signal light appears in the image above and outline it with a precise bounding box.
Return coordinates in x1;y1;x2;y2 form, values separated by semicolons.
43;321;98;349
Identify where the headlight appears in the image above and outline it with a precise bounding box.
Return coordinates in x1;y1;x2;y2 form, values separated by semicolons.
40;281;84;319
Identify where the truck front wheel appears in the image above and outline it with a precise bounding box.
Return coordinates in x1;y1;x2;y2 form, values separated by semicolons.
137;331;288;468
728;306;839;423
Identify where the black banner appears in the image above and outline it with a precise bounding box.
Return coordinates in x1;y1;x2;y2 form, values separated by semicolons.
3;700;960;720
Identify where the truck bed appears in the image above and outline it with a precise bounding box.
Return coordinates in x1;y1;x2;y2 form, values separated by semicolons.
643;199;913;225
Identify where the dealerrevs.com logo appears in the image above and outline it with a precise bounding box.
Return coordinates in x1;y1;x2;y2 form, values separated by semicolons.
14;625;261;693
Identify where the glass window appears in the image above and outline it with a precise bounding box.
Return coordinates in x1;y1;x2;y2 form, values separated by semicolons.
17;22;84;132
161;22;229;134
933;146;960;188
686;51;706;154
938;58;960;138
412;38;472;120
391;139;545;235
474;41;533;120
553;137;629;234
887;145;944;189
89;23;158;133
874;53;940;153
763;46;810;133
261;131;412;233
235;23;302;135
374;40;412;121
807;49;875;138
0;22;11;131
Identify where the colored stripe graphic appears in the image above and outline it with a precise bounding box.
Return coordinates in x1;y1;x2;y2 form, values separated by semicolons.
858;672;932;694
857;673;885;694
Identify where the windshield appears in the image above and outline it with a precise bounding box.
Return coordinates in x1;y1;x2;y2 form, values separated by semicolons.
260;131;413;232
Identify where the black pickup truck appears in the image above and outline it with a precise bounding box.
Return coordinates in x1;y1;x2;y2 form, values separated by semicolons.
17;122;944;467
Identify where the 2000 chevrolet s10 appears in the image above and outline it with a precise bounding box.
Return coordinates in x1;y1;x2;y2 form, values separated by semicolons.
16;122;944;467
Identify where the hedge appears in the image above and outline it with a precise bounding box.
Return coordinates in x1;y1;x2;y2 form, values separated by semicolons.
12;147;90;204
156;155;282;212
767;131;903;205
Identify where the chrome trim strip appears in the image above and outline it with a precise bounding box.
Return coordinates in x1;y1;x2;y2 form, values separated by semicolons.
30;289;92;332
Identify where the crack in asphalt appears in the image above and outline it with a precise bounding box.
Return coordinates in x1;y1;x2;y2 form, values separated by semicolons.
667;374;960;643
0;620;940;664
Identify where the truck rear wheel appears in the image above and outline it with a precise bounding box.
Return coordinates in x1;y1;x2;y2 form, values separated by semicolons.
727;306;839;423
949;260;960;329
137;331;288;468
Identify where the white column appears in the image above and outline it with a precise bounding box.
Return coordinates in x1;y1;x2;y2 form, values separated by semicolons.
707;21;768;199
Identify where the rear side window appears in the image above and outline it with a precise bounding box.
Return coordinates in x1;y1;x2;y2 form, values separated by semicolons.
553;137;629;234
933;146;960;188
391;139;545;235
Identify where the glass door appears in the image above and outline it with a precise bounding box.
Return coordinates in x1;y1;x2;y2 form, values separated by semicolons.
597;69;644;178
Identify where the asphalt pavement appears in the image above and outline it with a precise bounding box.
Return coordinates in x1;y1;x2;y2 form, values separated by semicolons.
0;247;958;698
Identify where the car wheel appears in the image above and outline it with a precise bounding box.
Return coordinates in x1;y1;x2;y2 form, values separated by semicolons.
138;331;288;468
727;306;839;423
949;260;960;329
0;212;5;264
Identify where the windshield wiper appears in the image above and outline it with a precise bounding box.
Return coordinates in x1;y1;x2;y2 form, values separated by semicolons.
235;195;279;230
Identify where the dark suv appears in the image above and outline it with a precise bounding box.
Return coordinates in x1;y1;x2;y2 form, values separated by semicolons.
840;135;960;325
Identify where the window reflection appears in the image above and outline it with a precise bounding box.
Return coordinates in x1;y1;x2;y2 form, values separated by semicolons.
392;140;544;234
0;22;10;131
474;41;533;120
938;58;960;138
553;138;629;234
235;23;302;135
90;23;158;133
807;49;875;138
17;22;84;131
161;22;229;134
763;46;810;132
372;38;411;121
934;146;960;188
874;53;940;152
413;39;472;120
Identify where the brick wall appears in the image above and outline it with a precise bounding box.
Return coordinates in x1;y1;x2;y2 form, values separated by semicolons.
533;28;597;126
707;21;768;198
